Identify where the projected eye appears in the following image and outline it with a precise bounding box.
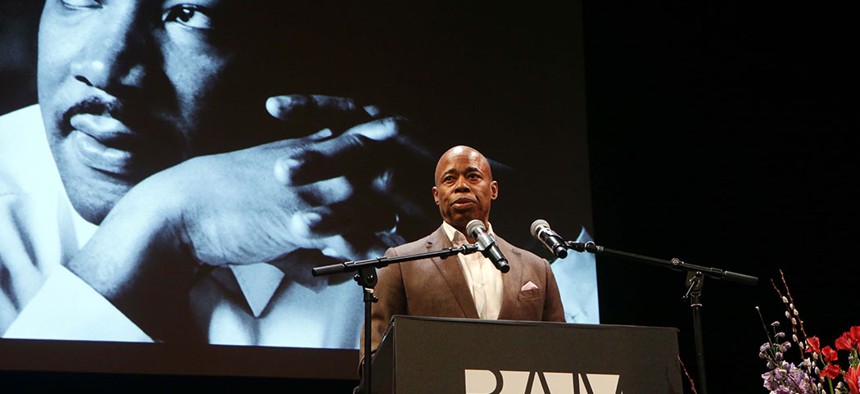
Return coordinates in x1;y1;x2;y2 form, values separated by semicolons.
162;4;213;30
61;0;101;10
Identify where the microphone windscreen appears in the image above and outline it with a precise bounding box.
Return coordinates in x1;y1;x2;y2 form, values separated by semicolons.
466;219;485;236
530;219;549;237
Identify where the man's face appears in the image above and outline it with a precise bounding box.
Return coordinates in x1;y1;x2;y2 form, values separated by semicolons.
432;146;498;233
37;0;275;224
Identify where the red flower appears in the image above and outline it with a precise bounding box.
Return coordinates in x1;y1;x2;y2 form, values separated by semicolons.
837;331;854;351
821;345;838;362
850;326;860;347
806;336;821;354
820;364;841;380
837;326;860;351
845;365;860;394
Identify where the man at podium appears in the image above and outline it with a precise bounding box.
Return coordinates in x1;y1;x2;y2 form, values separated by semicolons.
361;145;565;367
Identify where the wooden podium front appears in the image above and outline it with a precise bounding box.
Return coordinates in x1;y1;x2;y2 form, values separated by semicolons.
370;316;682;393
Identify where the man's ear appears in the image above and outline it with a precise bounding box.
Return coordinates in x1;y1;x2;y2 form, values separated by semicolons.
490;181;498;200
432;186;439;205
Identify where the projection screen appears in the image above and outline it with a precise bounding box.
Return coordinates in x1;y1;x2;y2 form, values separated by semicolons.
0;0;595;380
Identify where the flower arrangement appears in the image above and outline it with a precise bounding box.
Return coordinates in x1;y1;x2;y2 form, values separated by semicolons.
757;270;860;394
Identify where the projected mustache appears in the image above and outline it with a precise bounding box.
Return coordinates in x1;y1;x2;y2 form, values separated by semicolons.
62;96;178;145
62;97;123;129
60;95;187;180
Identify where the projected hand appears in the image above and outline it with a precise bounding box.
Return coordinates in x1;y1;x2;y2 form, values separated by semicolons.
157;95;436;266
264;94;437;256
66;94;435;340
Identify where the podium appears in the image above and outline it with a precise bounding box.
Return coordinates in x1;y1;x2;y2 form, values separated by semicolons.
371;316;682;393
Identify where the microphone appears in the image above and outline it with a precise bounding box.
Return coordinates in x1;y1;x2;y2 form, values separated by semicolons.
530;219;569;259
466;219;510;273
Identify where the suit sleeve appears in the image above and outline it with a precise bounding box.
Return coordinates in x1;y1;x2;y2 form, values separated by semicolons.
358;246;408;372
542;259;566;322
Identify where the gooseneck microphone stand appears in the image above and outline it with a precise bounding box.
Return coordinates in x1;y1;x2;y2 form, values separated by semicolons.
564;241;758;394
311;244;481;394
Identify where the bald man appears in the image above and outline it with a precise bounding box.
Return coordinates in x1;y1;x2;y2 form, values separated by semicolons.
360;145;564;367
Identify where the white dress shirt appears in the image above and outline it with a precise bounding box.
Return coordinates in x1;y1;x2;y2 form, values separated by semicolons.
441;222;503;320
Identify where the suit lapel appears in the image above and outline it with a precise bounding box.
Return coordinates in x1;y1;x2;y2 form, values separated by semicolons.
427;226;480;319
496;236;523;320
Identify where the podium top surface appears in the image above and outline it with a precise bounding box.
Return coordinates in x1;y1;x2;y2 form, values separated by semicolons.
389;314;679;333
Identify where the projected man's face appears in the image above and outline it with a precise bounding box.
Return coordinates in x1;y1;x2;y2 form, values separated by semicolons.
37;0;271;224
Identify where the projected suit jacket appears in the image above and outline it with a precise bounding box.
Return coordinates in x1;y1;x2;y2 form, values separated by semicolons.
364;224;565;360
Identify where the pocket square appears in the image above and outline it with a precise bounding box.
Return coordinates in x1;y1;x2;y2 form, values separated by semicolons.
520;281;539;291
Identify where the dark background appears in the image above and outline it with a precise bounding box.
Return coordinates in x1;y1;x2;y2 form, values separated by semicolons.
2;0;857;393
588;1;856;393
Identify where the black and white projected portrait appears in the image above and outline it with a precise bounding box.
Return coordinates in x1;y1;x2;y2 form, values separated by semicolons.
0;0;597;355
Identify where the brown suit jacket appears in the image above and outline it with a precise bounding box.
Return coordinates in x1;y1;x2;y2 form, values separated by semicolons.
360;225;565;366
